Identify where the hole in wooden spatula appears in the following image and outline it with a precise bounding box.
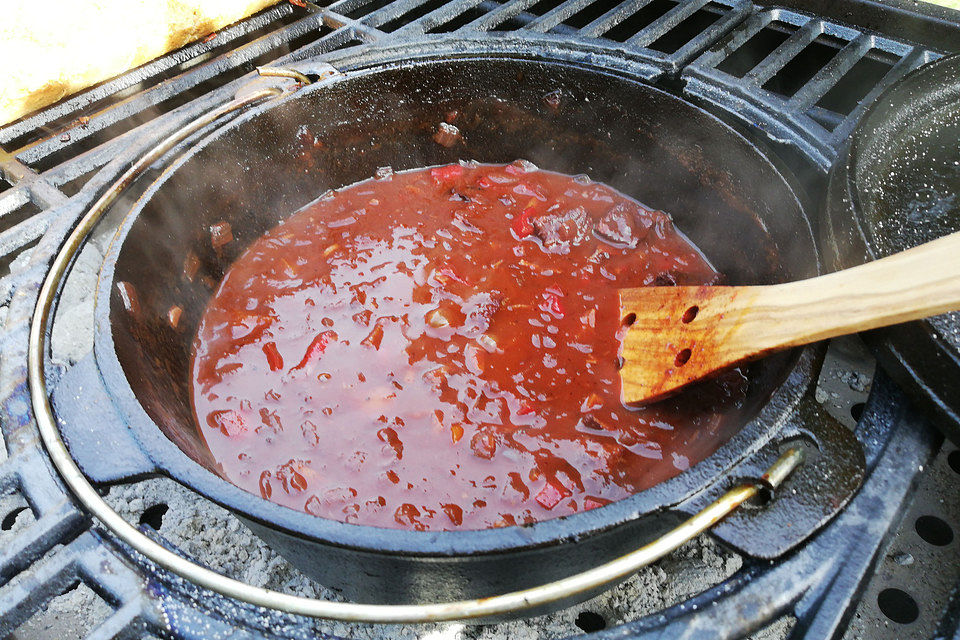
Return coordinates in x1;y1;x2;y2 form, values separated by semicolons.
622;312;637;326
681;305;699;323
675;348;692;366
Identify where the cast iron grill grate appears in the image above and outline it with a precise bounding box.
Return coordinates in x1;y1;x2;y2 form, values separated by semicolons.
683;7;940;167
0;0;954;638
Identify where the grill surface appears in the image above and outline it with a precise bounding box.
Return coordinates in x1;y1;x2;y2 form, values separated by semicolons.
0;1;958;638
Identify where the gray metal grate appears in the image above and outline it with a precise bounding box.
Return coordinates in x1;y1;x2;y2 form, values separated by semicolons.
0;0;953;638
683;7;940;168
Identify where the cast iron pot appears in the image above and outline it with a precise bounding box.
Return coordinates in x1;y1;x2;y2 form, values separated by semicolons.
53;41;862;607
824;53;960;444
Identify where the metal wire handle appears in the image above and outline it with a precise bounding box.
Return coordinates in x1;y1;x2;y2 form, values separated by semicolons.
28;71;805;623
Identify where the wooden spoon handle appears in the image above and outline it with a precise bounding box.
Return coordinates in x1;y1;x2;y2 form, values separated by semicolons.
619;231;960;404
754;230;960;351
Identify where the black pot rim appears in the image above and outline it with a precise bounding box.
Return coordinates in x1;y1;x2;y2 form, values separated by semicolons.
93;40;816;558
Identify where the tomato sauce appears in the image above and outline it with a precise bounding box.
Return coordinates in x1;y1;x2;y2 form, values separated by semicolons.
191;161;747;531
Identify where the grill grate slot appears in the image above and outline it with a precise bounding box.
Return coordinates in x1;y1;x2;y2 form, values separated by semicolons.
346;0;397;19
556;0;621;30
0;237;41;281
0;193;48;283
7;582;112;640
515;0;567;18
428;3;492;30
683;7;938;167
0;199;42;247
0;493;33;536
714;19;793;77
490;0;567;29
761;32;847;98
647;1;728;53
54;168;101;199
600;0;675;41
813;49;897;117
380;0;456;31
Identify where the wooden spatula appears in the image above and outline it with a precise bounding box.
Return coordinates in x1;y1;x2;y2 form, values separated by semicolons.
619;231;960;405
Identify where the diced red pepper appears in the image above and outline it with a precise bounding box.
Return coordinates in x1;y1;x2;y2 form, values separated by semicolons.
276;459;309;493
361;322;385;350
516;400;536;416
291;330;337;371
262;342;284;371
583;496;611;511
580;393;602;411
394;503;424;529
470;431;497;459
492;514;517;528
580;308;597;328
463;343;485;375
304;495;323;515
430;164;464;185
259;471;272;499
535;477;572;510
206;410;246;437
512;207;536;238
435;266;469;285
442;503;464;526
541;290;565;318
377;427;404;460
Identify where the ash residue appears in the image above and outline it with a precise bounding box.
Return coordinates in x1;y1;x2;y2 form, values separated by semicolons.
51;242;102;366
7;582;113;640
100;476;741;639
747;616;796;640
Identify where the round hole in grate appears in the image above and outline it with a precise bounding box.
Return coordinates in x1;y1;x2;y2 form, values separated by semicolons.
1;506;28;530
850;402;865;422
139;503;169;530
877;588;919;624
575;611;606;632
915;515;953;546
948;450;960;475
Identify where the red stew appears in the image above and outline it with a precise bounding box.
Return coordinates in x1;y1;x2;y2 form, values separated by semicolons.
191;161;746;531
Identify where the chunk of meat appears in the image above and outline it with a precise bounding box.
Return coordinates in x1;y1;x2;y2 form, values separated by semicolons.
593;202;656;248
531;206;591;252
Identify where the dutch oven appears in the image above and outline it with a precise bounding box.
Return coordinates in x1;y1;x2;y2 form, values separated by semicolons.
50;41;864;608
